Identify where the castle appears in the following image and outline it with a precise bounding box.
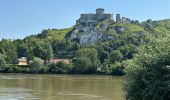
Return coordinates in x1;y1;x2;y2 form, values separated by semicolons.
70;8;137;45
76;8;113;24
76;8;133;24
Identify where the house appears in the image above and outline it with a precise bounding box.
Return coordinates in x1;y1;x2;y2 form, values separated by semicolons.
18;57;28;65
49;59;70;64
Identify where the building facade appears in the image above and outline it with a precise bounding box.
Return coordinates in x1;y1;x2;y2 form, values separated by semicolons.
76;8;113;24
18;57;28;65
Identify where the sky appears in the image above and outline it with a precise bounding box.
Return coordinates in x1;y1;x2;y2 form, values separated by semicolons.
0;0;170;39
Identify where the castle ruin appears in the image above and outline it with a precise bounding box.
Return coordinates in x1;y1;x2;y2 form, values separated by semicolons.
70;8;135;45
76;8;113;24
76;8;133;24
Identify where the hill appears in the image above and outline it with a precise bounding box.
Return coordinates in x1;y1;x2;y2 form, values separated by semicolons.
0;9;170;75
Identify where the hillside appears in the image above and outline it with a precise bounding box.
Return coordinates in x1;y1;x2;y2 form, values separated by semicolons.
37;27;73;41
35;19;170;42
142;19;170;34
0;10;170;75
35;20;146;41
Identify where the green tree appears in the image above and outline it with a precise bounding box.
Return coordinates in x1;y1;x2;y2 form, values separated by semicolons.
0;39;18;64
48;62;71;74
112;62;124;76
17;43;28;58
124;35;170;100
99;51;109;64
109;50;123;63
34;41;53;60
29;57;44;73
75;48;99;69
100;59;110;74
72;57;93;74
20;37;53;61
0;54;6;71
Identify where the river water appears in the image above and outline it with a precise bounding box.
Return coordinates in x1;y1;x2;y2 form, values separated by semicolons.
0;73;124;100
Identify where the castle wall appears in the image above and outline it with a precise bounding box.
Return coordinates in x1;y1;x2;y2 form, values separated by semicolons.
79;9;113;23
122;17;131;23
103;14;113;20
73;8;133;45
116;14;121;23
96;8;104;20
80;14;96;19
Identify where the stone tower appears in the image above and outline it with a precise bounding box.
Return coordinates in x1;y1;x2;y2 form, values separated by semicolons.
96;8;104;20
116;14;121;23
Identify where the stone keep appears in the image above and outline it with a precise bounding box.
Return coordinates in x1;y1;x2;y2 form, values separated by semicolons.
96;8;104;20
116;14;121;23
77;8;113;24
71;8;134;45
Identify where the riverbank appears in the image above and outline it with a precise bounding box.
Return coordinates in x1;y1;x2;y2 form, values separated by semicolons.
0;64;124;76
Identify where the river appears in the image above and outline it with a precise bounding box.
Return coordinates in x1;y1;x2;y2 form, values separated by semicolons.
0;73;124;100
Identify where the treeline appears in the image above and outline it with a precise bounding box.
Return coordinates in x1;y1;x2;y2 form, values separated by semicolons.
0;30;149;75
1;19;169;75
124;33;170;100
121;17;170;100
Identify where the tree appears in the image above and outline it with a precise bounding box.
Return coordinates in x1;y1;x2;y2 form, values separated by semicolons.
109;50;123;63
112;62;124;76
20;37;53;61
72;57;93;74
48;62;71;74
34;41;53;60
0;39;18;64
99;51;109;64
0;54;6;71
100;59;110;74
75;48;99;69
124;35;170;100
29;57;44;73
52;39;74;58
17;43;28;58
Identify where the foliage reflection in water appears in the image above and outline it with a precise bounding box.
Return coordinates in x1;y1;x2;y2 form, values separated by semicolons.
0;74;123;100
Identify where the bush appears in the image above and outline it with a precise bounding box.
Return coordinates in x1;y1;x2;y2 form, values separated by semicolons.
109;50;123;63
111;62;124;76
72;57;96;74
0;54;7;72
124;35;170;100
1;65;30;73
48;62;71;74
29;57;44;73
40;65;49;73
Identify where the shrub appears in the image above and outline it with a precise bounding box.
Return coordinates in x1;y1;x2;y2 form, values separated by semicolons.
40;65;49;73
29;57;44;73
124;35;170;100
111;62;124;76
72;57;95;74
0;54;7;72
48;62;71;74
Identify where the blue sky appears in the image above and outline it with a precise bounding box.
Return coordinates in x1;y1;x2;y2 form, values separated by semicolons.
0;0;170;39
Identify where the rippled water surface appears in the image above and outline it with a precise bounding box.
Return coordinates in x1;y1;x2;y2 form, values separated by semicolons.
0;73;124;100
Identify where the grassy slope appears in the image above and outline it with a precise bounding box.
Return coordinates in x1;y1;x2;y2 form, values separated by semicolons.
46;27;73;41
96;19;145;36
34;19;170;41
152;19;170;33
110;23;145;33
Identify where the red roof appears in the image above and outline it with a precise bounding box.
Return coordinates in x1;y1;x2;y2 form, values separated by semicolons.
49;59;70;64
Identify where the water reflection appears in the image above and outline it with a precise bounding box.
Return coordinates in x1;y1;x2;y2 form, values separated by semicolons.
0;74;123;100
0;87;39;100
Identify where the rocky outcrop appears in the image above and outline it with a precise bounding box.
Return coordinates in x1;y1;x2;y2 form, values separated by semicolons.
70;27;102;45
115;26;128;34
68;8;142;45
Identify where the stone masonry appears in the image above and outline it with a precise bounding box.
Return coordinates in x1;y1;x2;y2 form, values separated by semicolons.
70;8;134;45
